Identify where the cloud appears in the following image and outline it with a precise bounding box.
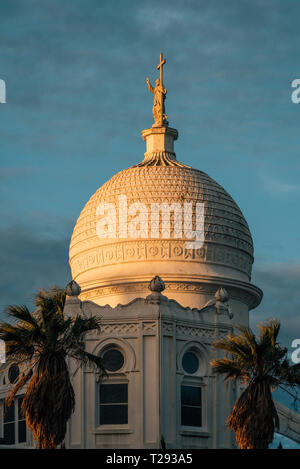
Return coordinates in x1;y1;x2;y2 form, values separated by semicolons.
259;173;299;195
0;225;71;317
251;262;300;346
135;4;189;32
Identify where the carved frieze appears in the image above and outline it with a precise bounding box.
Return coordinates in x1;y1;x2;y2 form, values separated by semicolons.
100;323;139;335
162;322;173;334
71;239;252;278
79;280;259;308
142;322;157;333
176;325;215;339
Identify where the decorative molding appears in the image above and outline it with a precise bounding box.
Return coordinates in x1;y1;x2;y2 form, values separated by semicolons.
99;323;139;335
71;240;253;279
79;280;261;309
81;284;147;300
162;322;173;334
134;151;186;167
142;322;157;333
163;322;231;340
176;325;215;339
95;322;157;336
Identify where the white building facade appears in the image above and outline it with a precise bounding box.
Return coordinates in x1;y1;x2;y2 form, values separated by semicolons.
63;117;263;449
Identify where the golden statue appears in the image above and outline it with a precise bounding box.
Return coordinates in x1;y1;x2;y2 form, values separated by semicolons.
146;52;168;127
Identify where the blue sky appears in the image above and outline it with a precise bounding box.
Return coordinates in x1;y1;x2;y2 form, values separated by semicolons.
1;0;300;441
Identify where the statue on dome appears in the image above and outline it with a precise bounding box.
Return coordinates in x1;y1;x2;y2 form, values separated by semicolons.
146;52;168;127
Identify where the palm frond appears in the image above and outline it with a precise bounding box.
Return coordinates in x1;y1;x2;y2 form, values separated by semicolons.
213;334;253;360
210;358;245;380
5;305;39;329
257;319;280;347
69;347;106;377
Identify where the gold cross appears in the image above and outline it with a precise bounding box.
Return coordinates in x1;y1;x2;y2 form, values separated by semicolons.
157;52;166;87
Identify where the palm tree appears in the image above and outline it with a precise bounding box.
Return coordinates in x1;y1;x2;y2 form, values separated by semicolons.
210;319;300;449
0;286;105;449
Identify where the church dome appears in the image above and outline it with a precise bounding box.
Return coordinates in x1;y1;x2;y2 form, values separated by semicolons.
69;125;261;310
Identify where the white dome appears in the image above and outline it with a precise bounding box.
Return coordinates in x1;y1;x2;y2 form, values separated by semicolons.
69;126;262;309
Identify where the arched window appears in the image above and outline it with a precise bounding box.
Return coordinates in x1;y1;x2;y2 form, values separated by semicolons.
180;347;206;429
98;346;128;426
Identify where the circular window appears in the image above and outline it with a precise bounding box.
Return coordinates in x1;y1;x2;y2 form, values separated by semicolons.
8;364;20;383
102;349;124;372
182;351;199;374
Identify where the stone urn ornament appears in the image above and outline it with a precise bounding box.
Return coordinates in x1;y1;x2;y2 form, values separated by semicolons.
199;287;233;319
66;280;81;297
148;275;165;293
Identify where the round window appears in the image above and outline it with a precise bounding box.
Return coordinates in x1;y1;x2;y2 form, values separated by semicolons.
8;364;20;383
182;351;199;374
102;349;124;372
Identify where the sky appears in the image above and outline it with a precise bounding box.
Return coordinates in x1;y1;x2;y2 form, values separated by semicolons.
1;0;300;445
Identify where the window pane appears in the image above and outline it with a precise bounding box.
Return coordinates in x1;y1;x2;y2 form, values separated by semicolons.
181;386;201;406
4;401;15;423
8;365;19;384
100;384;128;404
102;349;124;372
100;404;128;425
18;420;26;443
18;397;24;420
181;406;202;427
3;422;15;444
182;352;199;374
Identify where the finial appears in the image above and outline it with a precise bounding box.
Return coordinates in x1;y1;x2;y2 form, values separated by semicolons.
214;287;229;302
199;287;233;320
146;52;168;127
66;280;81;297
146;276;167;304
148;275;165;293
